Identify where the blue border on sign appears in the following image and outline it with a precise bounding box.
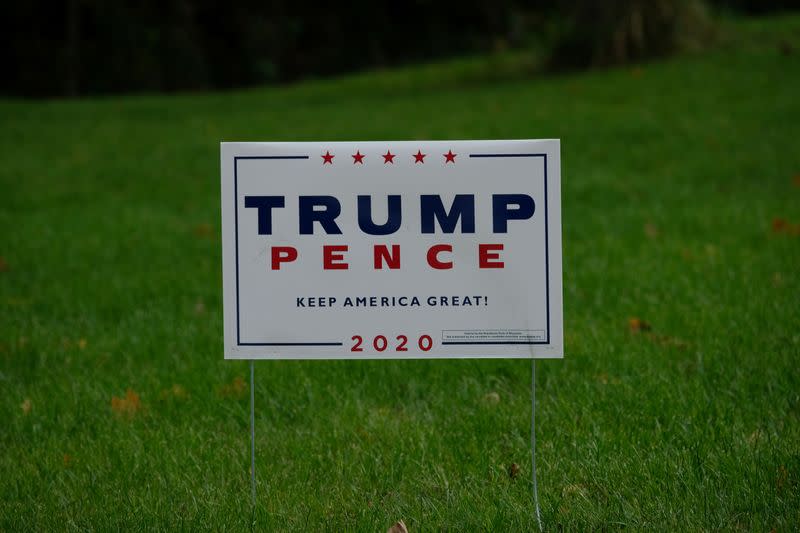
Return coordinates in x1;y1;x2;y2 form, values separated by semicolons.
233;151;550;348
234;155;343;346
441;153;550;345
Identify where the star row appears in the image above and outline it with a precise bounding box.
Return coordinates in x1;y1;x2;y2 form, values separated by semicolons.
320;149;457;165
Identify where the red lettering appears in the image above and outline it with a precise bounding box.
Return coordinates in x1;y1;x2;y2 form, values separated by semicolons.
373;244;400;269
478;243;504;268
396;335;408;351
373;335;388;352
351;335;363;352
418;335;433;351
427;244;453;270
323;245;349;270
271;246;298;270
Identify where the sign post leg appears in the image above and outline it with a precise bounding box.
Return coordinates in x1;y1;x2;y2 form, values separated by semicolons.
531;358;542;531
250;359;256;506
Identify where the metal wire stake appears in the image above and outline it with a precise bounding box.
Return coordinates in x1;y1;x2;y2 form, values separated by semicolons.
250;359;256;506
532;358;543;532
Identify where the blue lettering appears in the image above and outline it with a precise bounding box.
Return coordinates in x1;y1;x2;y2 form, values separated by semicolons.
492;194;535;233
244;196;285;235
420;194;475;234
299;196;342;235
357;195;402;235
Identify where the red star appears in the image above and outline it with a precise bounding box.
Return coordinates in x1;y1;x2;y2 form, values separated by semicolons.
352;150;365;164
413;150;426;163
321;151;334;164
382;150;396;164
444;150;457;163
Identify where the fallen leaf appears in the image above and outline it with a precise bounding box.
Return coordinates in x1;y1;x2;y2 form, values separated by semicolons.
111;389;141;417
777;465;788;491
628;317;651;333
629;318;686;348
772;272;783;287
483;391;500;405
652;334;689;350
77;338;87;350
630;66;643;77
508;463;521;479
161;383;188;400
20;398;31;415
562;483;589;500
747;429;764;445
194;300;206;315
369;406;392;419
793;174;800;187
193;223;213;239
63;453;73;466
644;222;659;239
387;520;408;533
0;256;8;272
219;376;246;398
773;218;800;236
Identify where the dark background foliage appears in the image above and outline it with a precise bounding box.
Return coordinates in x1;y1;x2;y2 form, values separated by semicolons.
1;0;795;98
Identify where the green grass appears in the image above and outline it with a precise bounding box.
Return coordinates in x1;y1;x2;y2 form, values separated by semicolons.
2;14;800;531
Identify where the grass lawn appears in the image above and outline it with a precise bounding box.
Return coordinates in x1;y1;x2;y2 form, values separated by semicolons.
2;14;800;531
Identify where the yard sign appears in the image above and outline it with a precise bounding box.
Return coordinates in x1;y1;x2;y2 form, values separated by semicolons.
221;140;562;359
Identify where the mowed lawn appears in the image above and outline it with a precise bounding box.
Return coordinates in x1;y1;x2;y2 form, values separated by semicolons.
2;15;799;531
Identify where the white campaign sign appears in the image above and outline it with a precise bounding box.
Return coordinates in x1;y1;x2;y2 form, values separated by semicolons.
221;140;562;359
